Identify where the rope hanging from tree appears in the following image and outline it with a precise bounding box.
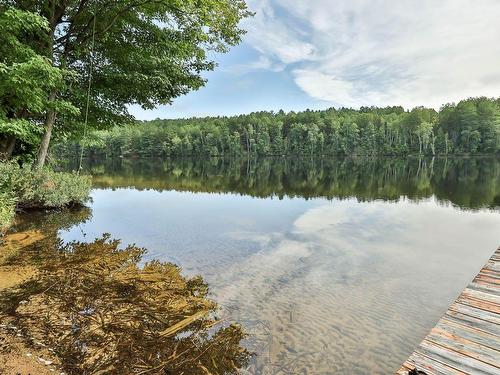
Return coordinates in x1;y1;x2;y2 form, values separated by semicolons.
78;12;97;173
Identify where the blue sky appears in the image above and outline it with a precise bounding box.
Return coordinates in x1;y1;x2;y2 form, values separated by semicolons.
131;0;500;120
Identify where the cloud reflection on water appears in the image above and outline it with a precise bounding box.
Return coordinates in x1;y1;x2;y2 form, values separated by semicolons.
211;198;500;373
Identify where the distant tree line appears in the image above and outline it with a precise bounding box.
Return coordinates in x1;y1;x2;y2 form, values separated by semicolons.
56;97;500;158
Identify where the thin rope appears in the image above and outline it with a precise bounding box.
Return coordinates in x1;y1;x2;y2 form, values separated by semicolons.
78;13;97;173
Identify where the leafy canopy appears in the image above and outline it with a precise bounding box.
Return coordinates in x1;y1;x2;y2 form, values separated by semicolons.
0;7;76;146
8;0;252;133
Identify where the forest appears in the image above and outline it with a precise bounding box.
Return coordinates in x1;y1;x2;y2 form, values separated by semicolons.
58;97;500;158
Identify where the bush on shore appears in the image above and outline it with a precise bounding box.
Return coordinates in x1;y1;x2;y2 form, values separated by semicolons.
0;192;16;234
0;162;91;234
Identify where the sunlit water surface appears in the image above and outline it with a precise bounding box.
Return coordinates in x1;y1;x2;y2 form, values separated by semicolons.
23;158;500;373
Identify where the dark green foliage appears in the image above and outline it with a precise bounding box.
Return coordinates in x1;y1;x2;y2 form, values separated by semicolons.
0;1;251;166
0;191;16;234
44;0;252;129
0;7;75;160
0;162;91;232
59;97;500;158
72;156;500;210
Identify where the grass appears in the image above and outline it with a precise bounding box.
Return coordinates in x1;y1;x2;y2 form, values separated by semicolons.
0;162;91;234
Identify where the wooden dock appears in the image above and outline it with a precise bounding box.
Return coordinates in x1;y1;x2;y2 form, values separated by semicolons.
397;247;500;375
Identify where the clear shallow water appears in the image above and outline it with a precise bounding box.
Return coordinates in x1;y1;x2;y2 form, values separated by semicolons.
20;158;500;373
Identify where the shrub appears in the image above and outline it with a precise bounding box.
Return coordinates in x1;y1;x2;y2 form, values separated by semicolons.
0;191;16;234
0;162;91;233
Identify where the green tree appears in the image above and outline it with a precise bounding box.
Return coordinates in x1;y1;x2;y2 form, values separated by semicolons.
339;122;359;154
415;121;434;154
477;98;500;152
3;0;251;166
0;7;76;160
360;122;377;155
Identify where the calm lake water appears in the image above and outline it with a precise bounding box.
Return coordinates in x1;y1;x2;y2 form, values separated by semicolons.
13;157;500;373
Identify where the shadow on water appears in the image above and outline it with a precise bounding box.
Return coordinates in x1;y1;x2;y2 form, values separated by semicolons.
0;210;250;375
67;156;500;210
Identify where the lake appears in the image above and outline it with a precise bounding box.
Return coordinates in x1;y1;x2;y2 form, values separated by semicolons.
10;157;500;374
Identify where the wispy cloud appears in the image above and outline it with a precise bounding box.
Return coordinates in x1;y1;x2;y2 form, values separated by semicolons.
242;0;316;64
223;55;285;74
243;0;500;108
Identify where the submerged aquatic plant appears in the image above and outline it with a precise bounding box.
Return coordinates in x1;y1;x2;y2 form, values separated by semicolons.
0;234;250;374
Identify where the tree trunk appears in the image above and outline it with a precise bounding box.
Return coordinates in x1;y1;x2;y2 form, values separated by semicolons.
35;92;58;168
35;1;60;169
0;135;16;161
245;130;250;154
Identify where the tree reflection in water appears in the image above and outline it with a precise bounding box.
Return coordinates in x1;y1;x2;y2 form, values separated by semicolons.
77;156;500;210
0;213;250;374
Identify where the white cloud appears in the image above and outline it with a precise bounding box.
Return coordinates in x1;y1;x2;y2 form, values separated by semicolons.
293;70;387;107
223;55;285;74
244;0;500;108
243;0;317;64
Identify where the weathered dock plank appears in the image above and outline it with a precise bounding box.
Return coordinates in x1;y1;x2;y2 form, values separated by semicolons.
397;247;500;375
